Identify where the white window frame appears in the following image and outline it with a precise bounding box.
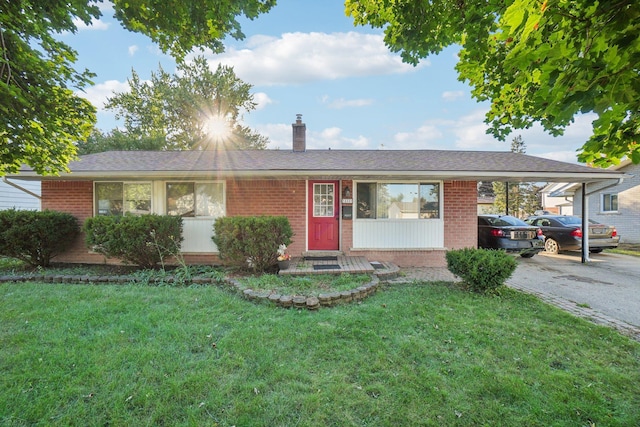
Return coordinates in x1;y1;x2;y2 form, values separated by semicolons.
165;181;225;218
354;180;442;220
94;181;153;216
600;192;618;213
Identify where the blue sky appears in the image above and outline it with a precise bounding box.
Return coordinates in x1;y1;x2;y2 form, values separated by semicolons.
64;0;595;163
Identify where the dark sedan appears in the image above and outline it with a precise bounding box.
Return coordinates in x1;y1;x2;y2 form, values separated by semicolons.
524;215;620;254
478;215;545;257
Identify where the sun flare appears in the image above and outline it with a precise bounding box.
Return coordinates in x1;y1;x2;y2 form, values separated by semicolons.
203;114;232;141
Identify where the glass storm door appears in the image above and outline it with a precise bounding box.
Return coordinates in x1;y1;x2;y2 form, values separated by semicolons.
308;181;339;250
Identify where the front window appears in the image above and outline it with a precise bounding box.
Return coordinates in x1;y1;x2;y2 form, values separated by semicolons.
95;182;151;216
602;193;618;212
356;182;440;219
166;182;224;217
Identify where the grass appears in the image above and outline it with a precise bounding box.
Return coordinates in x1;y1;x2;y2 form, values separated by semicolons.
236;273;372;296
607;243;640;257
1;276;639;426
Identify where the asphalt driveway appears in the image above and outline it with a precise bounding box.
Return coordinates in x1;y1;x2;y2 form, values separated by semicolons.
508;251;640;338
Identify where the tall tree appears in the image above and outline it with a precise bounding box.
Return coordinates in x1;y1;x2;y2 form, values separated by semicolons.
76;129;168;155
104;57;267;150
346;0;640;166
492;136;542;217
1;0;275;176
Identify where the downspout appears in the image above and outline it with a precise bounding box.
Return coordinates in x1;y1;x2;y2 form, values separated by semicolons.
2;177;42;200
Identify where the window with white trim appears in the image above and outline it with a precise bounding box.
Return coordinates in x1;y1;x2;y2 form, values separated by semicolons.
95;182;152;216
356;182;440;219
166;182;224;217
601;193;618;212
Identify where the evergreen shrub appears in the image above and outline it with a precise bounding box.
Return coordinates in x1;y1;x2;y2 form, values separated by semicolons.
84;214;183;269
213;216;293;272
0;209;79;267
446;247;517;293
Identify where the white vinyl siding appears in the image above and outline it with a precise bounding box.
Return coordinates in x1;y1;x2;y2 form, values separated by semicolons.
0;180;40;211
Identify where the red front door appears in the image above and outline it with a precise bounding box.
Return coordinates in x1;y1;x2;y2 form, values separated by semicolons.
308;181;339;250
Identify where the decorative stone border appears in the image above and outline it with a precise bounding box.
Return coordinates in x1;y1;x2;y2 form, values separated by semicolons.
227;275;381;310
0;271;387;311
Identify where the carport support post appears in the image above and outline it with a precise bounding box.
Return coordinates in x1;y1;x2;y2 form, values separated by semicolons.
505;181;509;215
581;183;589;264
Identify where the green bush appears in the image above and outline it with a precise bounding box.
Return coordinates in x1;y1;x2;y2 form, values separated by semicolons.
84;214;183;269
0;209;79;267
446;248;517;293
213;216;293;272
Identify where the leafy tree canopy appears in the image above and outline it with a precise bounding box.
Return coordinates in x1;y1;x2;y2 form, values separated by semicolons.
103;57;267;151
1;0;275;176
346;0;640;166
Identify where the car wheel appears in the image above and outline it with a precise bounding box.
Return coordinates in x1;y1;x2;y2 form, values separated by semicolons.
520;252;536;258
544;238;559;254
590;248;603;253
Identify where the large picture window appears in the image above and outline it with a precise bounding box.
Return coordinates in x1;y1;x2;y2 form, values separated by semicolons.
95;182;151;216
601;193;618;212
356;182;440;219
166;182;224;217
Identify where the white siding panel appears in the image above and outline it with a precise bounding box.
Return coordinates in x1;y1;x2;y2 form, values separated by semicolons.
353;219;444;249
0;180;41;211
181;218;218;252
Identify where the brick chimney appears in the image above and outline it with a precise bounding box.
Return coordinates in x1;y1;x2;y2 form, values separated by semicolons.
292;114;306;152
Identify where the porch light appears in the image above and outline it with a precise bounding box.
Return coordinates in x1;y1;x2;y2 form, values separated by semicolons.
343;186;351;198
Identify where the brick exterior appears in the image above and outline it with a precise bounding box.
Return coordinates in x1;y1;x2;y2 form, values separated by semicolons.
41;181;110;264
39;178;479;267
227;178;307;256
443;180;478;250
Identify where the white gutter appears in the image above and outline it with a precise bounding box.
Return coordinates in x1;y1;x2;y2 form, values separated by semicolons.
2;177;41;199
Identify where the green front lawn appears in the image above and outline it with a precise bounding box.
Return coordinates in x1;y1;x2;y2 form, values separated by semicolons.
1;279;639;426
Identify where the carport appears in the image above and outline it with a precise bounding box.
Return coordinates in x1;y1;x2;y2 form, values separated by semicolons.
492;169;630;263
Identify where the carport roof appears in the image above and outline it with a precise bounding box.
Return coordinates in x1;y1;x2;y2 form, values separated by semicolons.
14;149;629;183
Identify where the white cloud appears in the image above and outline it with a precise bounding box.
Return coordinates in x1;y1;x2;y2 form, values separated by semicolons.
323;97;374;109
200;31;428;86
72;17;110;31
442;90;464;101
77;80;130;110
252;92;273;111
259;122;370;150
393;124;444;148
128;45;139;56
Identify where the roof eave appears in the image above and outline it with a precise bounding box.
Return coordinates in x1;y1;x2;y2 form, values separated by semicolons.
9;169;628;183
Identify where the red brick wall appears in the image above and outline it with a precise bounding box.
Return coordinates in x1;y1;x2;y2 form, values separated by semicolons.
443;180;477;250
226;178;307;256
39;178;478;267
41;181;111;264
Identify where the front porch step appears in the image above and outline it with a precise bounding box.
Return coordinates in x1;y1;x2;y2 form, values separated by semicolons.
302;251;344;258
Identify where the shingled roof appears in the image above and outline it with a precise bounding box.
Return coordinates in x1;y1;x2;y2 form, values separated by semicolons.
15;149;626;183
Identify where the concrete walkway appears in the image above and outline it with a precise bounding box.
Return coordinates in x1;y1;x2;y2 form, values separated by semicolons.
389;253;640;342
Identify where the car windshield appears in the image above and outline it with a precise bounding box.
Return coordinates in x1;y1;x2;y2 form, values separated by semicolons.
483;216;527;226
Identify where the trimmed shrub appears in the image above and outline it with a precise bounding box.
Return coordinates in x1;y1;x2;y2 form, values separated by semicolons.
0;209;79;267
213;216;293;272
446;248;517;293
84;214;183;269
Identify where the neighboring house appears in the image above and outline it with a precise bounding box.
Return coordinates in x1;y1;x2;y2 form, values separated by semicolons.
0;178;41;211
9;116;627;267
572;160;640;244
540;182;574;215
477;196;496;214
